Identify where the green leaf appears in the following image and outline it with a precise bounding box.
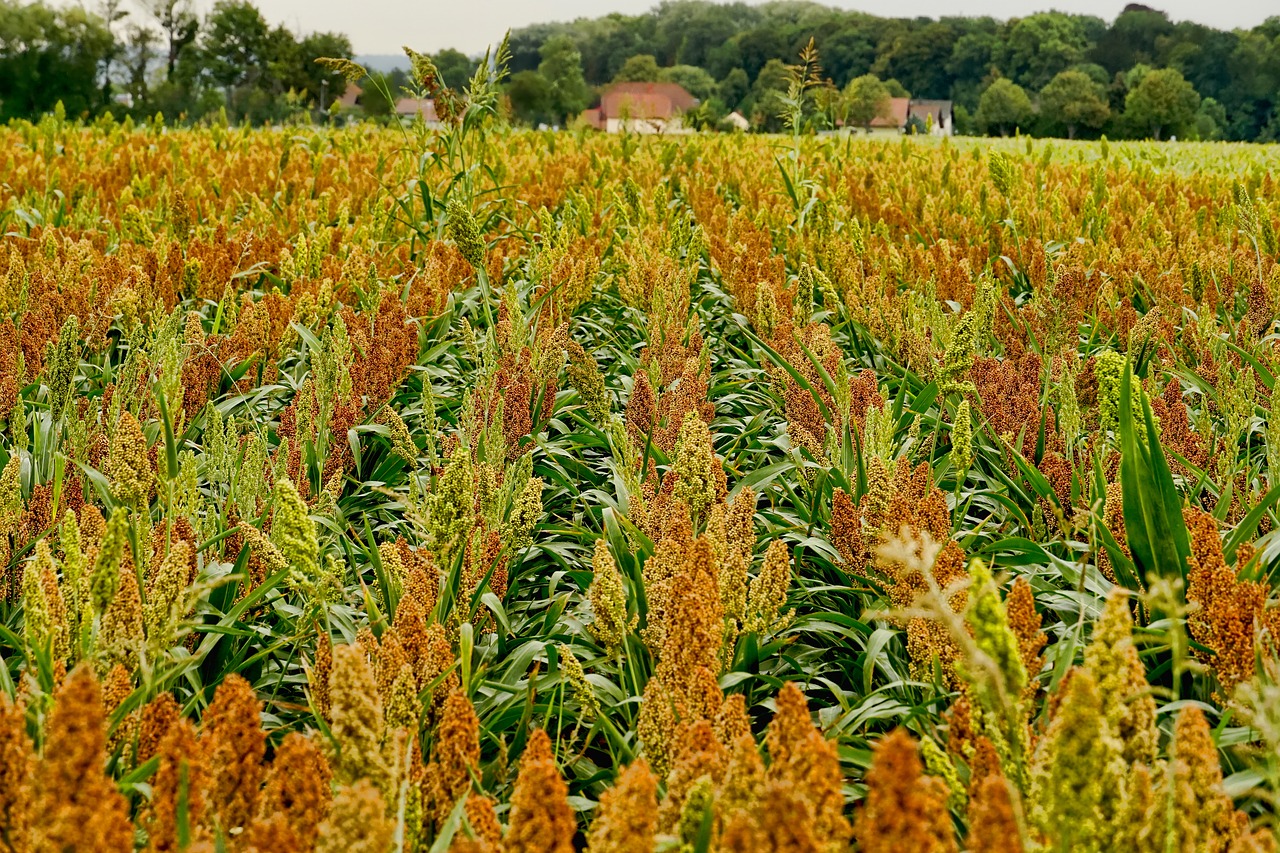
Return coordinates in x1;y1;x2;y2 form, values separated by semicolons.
1118;361;1191;588
742;325;832;422
428;793;470;853
155;387;179;483
1227;483;1280;574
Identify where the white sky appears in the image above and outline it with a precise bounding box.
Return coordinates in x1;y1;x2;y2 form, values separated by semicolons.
167;1;1278;55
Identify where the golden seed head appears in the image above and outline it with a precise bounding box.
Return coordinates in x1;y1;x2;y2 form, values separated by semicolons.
200;674;266;833
328;644;391;795
260;732;333;849
316;780;393;853
506;729;576;853
744;538;792;635
34;664;135;852
108;411;153;509
588;759;658;853
588;540;633;656
854;728;956;853
429;690;480;823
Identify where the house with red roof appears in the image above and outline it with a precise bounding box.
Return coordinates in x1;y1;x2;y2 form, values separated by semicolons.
866;97;953;136
338;83;362;110
581;82;698;134
394;97;442;127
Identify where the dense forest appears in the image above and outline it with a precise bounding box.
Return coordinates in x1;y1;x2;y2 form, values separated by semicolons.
2;0;1278;140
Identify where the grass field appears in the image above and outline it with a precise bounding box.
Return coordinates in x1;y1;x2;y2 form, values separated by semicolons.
1;109;1279;852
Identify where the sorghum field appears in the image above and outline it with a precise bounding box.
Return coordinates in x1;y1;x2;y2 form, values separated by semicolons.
2;96;1280;853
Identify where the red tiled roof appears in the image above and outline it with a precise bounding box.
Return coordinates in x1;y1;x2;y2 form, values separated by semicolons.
599;82;697;120
338;83;361;108
908;100;951;125
394;98;438;121
870;97;910;128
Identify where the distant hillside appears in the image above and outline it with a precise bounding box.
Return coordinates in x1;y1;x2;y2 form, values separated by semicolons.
356;54;409;74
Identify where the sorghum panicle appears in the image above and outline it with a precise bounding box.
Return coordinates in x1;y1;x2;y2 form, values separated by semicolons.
0;694;33;851
854;728;957;853
200;673;267;834
1083;590;1157;767
316;780;393;853
587;759;658;853
144;718;209;852
587;539;633;657
258;732;333;850
271;478;321;589
1028;668;1125;852
327;643;391;795
108;410;154;509
427;690;480;826
136;691;180;764
967;772;1025;853
744;538;793;634
100;562;144;672
1185;507;1276;697
506;729;576;853
765;682;852;851
32;664;134;853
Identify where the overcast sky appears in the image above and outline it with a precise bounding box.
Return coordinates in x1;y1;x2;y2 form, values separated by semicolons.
229;0;1275;55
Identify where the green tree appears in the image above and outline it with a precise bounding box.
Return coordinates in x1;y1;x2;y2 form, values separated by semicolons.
587;15;657;83
359;72;393;117
506;69;552;126
507;22;563;74
659;64;715;100
434;48;476;89
491;2;1280;142
300;32;353;106
1039;68;1109;138
735;27;789;82
1220;27;1280;140
705;39;743;81
119;22;158;108
145;0;198;79
996;12;1090;91
266;30;352;107
718;67;749;110
744;57;789;131
0;1;116;120
818;22;876;86
1195;96;1227;140
810;81;842;131
1123;66;1199;140
613;53;661;82
537;35;589;125
881;21;957;99
975;77;1034;136
262;25;298;89
947;29;997;106
687;95;729;131
655;1;748;69
1072;61;1110;86
1090;6;1174;75
200;0;269;93
842;73;892;131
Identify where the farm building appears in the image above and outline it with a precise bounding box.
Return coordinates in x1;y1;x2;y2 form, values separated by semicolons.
394;97;443;127
580;82;698;133
865;98;954;136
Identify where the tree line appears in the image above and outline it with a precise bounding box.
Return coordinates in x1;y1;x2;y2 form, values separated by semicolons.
499;1;1279;140
0;0;352;124
2;0;1278;141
